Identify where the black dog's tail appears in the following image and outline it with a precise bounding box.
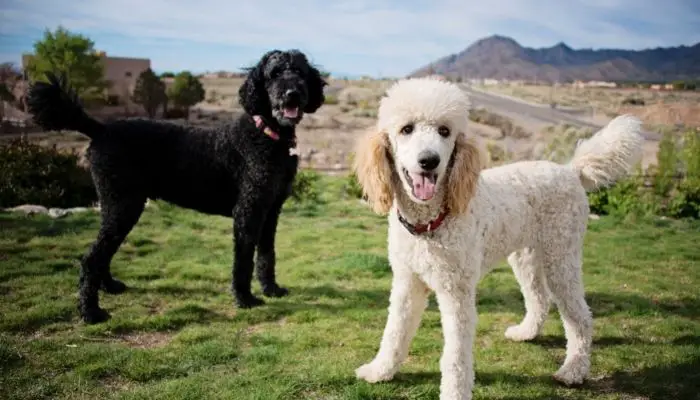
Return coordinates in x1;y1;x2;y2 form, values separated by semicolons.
27;72;105;139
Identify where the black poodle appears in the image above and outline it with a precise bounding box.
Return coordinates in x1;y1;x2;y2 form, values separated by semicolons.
27;49;327;324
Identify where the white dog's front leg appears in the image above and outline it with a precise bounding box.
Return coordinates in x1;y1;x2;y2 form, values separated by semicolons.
356;272;430;383
435;286;478;400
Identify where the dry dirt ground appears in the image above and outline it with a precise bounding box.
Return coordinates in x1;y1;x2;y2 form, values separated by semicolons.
475;83;700;128
5;78;697;171
193;77;571;171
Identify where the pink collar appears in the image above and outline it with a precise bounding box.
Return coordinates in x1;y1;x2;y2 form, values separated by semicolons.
252;115;280;141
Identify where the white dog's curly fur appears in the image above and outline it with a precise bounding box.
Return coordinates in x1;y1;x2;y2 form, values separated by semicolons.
352;77;644;400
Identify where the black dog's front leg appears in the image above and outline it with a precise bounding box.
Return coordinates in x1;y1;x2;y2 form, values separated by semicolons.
256;198;289;298
232;200;267;308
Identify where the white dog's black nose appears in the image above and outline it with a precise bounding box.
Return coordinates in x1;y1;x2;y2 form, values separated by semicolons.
418;151;440;171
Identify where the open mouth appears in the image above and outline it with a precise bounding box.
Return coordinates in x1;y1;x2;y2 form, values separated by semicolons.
403;168;438;201
281;105;299;119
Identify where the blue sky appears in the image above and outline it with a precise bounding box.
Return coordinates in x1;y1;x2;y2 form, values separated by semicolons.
1;0;699;78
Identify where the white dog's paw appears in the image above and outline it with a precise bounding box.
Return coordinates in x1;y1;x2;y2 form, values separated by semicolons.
552;355;590;386
355;361;396;383
504;323;538;342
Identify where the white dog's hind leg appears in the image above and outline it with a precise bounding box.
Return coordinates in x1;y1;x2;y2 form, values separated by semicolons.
356;272;429;383
434;284;478;400
543;250;593;386
505;248;551;342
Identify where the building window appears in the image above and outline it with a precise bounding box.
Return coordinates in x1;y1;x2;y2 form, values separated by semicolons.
125;71;132;77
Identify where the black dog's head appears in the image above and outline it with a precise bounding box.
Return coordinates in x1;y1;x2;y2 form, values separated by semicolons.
239;49;326;127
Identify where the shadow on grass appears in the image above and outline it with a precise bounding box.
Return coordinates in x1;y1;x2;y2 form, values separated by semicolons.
587;291;700;319
531;334;700;349
478;287;700;319
393;356;700;400
587;356;700;400
0;212;99;243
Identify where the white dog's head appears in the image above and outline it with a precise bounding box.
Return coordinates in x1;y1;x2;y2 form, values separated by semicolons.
353;77;483;215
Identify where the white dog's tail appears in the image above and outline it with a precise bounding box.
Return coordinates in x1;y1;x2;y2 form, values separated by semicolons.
568;114;645;192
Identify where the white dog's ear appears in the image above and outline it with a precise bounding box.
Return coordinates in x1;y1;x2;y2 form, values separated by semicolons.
446;133;482;215
352;129;394;214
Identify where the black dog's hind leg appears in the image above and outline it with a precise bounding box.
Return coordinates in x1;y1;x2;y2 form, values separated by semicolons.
80;198;145;323
232;197;268;308
256;197;289;298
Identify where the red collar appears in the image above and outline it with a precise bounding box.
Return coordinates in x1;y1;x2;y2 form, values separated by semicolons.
397;208;450;235
253;115;280;141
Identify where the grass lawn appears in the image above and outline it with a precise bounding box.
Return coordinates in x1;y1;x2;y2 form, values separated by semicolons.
1;176;699;400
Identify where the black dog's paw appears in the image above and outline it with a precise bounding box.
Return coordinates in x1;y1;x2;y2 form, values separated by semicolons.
263;285;289;298
81;307;111;324
236;295;266;309
101;278;127;294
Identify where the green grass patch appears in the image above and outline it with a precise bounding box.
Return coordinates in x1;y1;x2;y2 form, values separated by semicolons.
1;177;699;399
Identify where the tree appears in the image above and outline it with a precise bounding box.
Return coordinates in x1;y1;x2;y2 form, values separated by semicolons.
168;71;205;119
132;68;166;118
25;26;107;97
0;63;22;119
160;71;175;78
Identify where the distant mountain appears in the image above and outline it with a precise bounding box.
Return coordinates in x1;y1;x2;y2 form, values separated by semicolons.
409;35;700;83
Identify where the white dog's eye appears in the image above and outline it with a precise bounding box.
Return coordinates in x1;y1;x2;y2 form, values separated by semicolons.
438;125;450;137
400;124;414;135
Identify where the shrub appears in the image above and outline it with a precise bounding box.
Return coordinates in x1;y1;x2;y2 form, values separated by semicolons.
342;154;364;199
0;138;96;208
587;164;657;217
163;108;188;120
132;68;166;118
168;71;205;120
542;124;595;163
668;130;700;218
324;95;339;105
290;169;322;204
206;89;219;104
343;171;364;199
485;142;510;165
587;128;700;219
469;108;530;138
621;97;645;106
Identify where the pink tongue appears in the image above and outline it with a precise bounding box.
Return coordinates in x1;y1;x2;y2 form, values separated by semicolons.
283;107;299;118
411;174;436;200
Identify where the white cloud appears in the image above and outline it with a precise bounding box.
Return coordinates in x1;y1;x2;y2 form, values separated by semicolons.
1;0;698;76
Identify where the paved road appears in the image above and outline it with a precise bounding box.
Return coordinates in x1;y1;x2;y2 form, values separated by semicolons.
461;85;660;141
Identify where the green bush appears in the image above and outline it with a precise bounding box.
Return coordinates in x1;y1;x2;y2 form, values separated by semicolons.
344;171;363;199
668;130;700;218
290;169;322;204
168;71;205;120
587;128;700;219
0;138;97;208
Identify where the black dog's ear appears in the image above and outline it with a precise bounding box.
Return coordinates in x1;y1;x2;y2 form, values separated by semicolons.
238;52;276;117
304;64;327;114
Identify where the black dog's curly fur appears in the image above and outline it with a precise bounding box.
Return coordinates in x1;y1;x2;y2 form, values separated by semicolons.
27;50;327;324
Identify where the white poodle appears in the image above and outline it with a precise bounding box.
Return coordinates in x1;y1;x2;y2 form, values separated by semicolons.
352;77;644;400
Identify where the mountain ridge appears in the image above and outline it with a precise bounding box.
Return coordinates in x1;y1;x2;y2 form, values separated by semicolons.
410;35;700;83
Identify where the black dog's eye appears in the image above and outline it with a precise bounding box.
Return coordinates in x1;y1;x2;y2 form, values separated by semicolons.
400;124;414;135
438;126;450;137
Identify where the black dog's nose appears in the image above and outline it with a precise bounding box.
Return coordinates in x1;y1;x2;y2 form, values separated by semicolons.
285;89;300;101
418;151;440;171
